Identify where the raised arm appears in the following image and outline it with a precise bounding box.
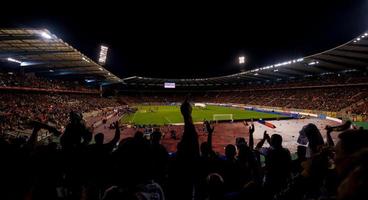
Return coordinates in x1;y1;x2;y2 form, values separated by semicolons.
178;99;200;158
255;131;270;150
204;120;214;151
325;120;351;147
27;124;41;148
106;121;121;147
325;128;334;147
248;122;255;150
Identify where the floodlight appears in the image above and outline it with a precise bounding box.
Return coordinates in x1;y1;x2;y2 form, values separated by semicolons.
40;32;52;39
308;61;319;66
99;68;103;71
239;56;245;64
7;57;22;64
98;45;109;64
82;57;90;63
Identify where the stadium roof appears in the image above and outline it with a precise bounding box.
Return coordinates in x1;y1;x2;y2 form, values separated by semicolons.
0;28;121;85
122;31;368;87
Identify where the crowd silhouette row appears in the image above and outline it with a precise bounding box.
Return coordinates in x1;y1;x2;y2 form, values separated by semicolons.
0;100;367;200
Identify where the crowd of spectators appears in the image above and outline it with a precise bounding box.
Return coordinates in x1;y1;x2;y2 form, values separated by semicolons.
0;93;120;134
121;85;368;113
0;100;367;200
350;99;368;115
0;72;98;92
236;72;368;90
117;73;368;114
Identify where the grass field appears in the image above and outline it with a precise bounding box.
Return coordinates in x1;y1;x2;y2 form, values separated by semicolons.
121;105;287;125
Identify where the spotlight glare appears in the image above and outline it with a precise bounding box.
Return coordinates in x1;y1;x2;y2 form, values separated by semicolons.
82;57;90;63
7;57;22;64
238;56;245;64
40;32;52;39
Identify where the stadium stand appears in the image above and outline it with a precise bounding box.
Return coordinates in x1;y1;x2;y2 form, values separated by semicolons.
0;72;99;93
118;73;368;113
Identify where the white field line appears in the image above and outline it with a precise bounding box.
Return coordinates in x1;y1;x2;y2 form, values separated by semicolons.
164;116;172;124
131;112;137;123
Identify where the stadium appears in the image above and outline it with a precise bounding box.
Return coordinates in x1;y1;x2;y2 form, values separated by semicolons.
1;2;368;200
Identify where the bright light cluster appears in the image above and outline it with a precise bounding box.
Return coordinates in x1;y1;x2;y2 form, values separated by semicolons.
40;32;52;39
308;61;319;65
98;45;109;64
353;33;368;43
82;57;90;63
250;58;304;73
7;57;22;64
239;56;245;64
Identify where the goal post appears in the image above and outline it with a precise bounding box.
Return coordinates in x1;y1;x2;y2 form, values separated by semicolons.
213;114;233;122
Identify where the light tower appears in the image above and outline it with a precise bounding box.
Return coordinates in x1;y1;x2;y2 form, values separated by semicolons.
238;56;246;72
98;45;109;65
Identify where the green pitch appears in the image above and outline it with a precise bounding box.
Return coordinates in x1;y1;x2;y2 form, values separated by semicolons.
121;105;287;125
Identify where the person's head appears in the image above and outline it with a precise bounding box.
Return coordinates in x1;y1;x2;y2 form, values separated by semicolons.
69;111;82;124
151;131;162;144
94;133;104;145
225;144;236;159
335;129;368;176
134;131;144;140
236;137;247;149
206;173;224;198
270;134;283;149
298;123;324;154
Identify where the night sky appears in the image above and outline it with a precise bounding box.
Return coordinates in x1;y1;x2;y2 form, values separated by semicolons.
0;0;367;78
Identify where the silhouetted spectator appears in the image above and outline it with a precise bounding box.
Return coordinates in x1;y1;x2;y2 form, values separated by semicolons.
256;131;292;198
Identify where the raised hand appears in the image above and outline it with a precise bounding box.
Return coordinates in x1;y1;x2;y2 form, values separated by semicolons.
263;131;270;140
204;120;214;134
249;124;255;135
113;121;120;130
180;99;192;119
